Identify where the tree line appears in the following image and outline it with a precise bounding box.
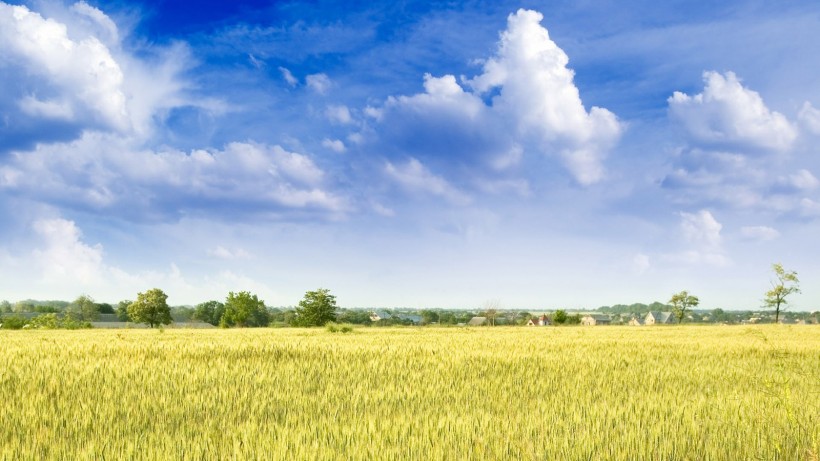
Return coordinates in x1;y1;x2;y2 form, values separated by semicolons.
0;263;806;329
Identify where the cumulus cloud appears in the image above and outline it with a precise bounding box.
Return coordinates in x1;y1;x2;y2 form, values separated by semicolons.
668;71;797;153
0;134;346;220
306;73;331;94
325;105;353;125
466;9;622;184
0;1;191;149
368;9;622;186
385;158;471;205
321;138;346;153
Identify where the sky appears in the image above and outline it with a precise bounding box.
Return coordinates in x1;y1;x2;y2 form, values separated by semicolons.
1;0;819;310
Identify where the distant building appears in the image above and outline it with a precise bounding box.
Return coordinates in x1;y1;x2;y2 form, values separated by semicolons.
628;316;644;326
466;316;488;326
645;311;675;325
526;314;551;326
580;314;612;326
369;311;392;322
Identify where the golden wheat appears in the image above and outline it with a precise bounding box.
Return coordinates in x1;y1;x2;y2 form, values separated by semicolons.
1;326;818;460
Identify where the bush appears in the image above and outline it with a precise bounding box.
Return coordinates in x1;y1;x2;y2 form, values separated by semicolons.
0;315;28;330
325;322;354;333
29;314;59;329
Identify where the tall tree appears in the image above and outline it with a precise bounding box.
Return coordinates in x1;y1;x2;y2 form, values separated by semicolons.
765;263;800;323
193;300;225;326
222;292;268;327
294;288;337;326
67;295;99;321
128;289;172;328
669;290;699;324
116;300;132;321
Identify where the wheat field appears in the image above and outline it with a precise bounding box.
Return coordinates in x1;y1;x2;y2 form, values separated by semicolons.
1;326;818;460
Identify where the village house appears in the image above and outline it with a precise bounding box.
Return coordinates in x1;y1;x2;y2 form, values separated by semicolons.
645;311;675;325
466;316;488;326
580;314;612;326
628;316;644;326
369;310;393;322
526;314;551;326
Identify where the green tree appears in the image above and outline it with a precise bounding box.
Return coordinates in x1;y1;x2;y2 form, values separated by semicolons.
97;303;115;314
193;300;225;326
128;289;172;328
294;288;337;327
222;292;269;327
420;310;439;325
0;301;11;313
765;263;800;323
669;290;699;324
116;300;132;321
553;310;568;325
67;295;100;321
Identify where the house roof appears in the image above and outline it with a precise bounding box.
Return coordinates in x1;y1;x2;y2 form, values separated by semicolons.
466;316;488;326
646;311;674;323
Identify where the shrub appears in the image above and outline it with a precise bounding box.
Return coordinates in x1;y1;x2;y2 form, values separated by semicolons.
0;315;28;330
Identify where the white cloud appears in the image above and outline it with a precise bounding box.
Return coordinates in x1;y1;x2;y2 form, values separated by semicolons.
325;105;353;125
18;95;74;120
306;73;331;94
321;138;346;153
70;1;119;44
798;102;820;135
668;210;729;266
785;169;819;191
279;66;298;86
740;226;780;242
0;1;193;145
369;10;622;186
208;246;251;260
466;9;623;184
32;218;104;284
680;210;722;249
0;2;128;131
385;158;470;205
668;71;797;152
0;134;347;219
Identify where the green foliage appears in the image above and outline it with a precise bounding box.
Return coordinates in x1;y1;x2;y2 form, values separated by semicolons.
566;313;582;325
553;309;568;325
765;263;800;323
0;315;28;329
0;301;11;313
128;289;172;328
669;290;700;323
116;300;132;322
193;300;226;326
325;322;354;333
67;295;100;321
29;314;60;329
336;309;372;325
221;292;268;327
97;303;115;314
294;288;337;327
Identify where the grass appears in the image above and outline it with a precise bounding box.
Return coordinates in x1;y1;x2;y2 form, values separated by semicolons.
1;325;818;460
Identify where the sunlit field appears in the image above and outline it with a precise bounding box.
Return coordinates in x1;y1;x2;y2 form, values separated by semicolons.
1;326;818;460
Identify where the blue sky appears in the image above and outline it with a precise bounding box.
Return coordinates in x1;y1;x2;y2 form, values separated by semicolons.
1;0;819;310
